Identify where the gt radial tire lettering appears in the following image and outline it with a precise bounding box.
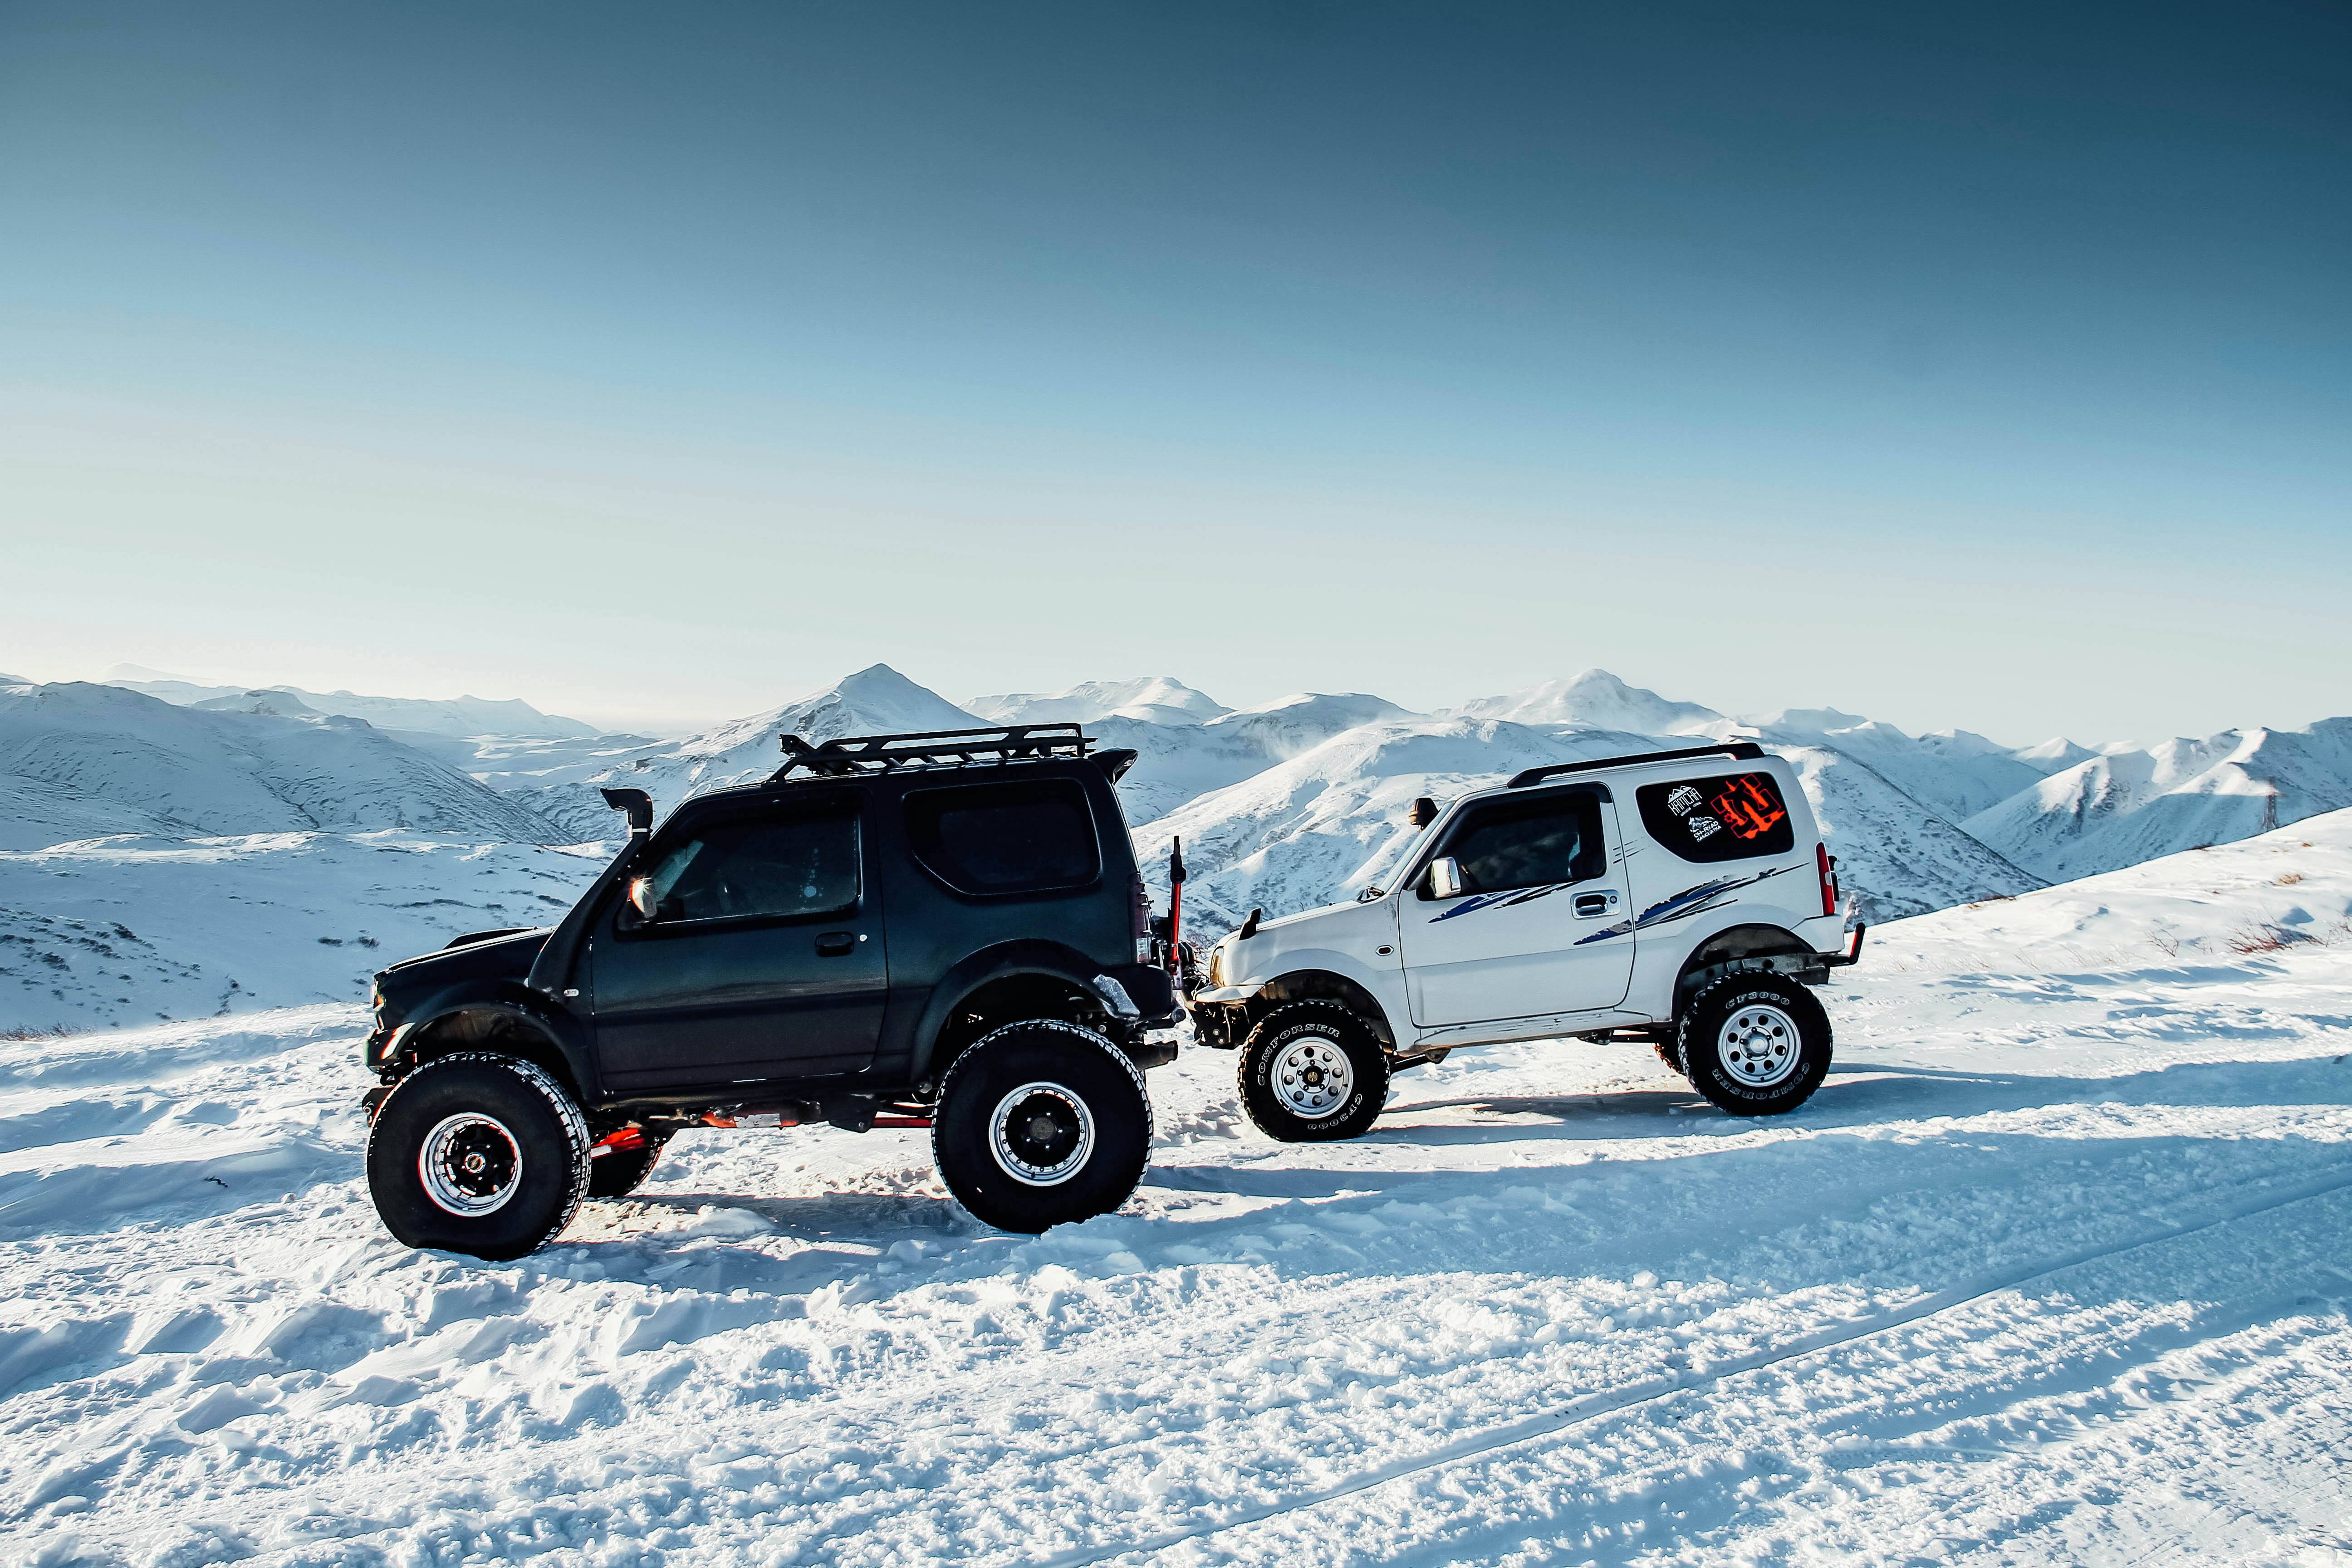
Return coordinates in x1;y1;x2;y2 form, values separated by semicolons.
365;1053;591;1261
930;1019;1152;1233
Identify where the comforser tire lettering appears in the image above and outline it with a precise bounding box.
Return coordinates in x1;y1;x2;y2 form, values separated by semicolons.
1237;1000;1391;1143
1676;974;1832;1117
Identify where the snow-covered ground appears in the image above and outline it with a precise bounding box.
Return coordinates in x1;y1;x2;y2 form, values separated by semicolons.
6;819;2351;1565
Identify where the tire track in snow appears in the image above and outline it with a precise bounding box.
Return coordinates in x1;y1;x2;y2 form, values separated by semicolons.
1044;1165;2352;1566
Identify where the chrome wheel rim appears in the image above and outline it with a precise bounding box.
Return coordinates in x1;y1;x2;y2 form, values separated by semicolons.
1269;1035;1354;1119
1717;1003;1802;1089
419;1112;524;1216
990;1082;1094;1186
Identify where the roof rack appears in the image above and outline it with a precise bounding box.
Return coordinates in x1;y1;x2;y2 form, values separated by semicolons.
1507;741;1766;789
769;724;1093;781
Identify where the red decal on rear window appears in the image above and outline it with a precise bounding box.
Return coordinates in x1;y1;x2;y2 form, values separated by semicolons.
1709;774;1788;841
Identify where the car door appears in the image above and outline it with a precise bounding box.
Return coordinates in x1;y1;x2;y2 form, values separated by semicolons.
591;789;886;1091
1399;785;1633;1028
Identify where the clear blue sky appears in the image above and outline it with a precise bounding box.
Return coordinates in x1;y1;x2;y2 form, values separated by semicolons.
3;1;2346;742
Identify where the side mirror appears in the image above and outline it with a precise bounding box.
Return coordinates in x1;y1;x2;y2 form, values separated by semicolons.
628;876;660;921
1409;796;1440;830
1428;856;1464;900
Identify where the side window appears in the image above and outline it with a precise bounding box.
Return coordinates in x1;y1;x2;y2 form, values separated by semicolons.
1422;792;1605;899
623;808;861;927
1636;771;1794;862
904;778;1100;896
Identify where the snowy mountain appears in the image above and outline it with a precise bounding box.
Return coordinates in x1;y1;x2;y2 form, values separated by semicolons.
1127;710;2043;930
1095;692;1421;826
0;682;570;851
103;665;599;739
1131;719;1659;931
1443;670;1722;734
1734;710;2066;820
1762;742;2044;920
8;655;2346;1032
523;664;982;838
1964;718;2352;884
965;676;1230;727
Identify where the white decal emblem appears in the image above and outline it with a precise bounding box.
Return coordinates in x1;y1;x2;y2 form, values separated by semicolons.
1687;815;1723;842
1666;784;1704;816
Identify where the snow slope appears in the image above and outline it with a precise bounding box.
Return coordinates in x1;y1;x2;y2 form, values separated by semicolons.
965;676;1231;727
0;684;569;852
5;817;2351;1564
1965;718;2352;885
0;833;613;1033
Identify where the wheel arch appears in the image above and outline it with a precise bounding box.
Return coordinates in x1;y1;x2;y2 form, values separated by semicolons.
910;940;1122;1085
397;986;596;1105
1254;967;1397;1049
1672;923;1820;1015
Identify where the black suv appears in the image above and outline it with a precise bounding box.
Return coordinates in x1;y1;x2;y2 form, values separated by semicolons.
361;725;1179;1259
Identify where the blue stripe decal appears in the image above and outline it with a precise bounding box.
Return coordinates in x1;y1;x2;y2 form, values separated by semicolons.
1571;862;1802;945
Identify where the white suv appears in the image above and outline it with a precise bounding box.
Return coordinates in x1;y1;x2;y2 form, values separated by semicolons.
1184;743;1864;1140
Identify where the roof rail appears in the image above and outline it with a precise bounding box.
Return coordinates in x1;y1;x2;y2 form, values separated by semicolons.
769;723;1093;781
1506;741;1766;789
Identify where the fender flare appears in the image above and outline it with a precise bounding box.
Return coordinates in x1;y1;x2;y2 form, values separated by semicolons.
907;939;1123;1083
1227;948;1403;1048
1672;922;1818;1011
390;982;600;1103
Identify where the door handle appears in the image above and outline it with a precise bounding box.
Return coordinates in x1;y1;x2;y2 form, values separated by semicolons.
815;931;857;956
1573;891;1620;918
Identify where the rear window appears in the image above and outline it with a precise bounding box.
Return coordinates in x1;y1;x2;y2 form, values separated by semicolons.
1637;771;1795;862
904;778;1101;896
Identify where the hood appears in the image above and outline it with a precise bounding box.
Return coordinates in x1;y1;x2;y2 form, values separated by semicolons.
376;926;553;1011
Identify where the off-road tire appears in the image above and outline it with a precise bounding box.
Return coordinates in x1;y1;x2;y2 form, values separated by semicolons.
587;1132;670;1200
932;1019;1152;1233
366;1052;591;1260
1676;974;1832;1117
1238;1000;1391;1143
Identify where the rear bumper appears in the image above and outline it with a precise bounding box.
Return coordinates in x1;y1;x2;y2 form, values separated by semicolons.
1103;963;1179;1028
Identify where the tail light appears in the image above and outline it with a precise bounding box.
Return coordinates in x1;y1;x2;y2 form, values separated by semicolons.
1817;842;1838;917
1132;872;1153;964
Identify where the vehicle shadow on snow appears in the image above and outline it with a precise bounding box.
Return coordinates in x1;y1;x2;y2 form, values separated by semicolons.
603;1187;982;1242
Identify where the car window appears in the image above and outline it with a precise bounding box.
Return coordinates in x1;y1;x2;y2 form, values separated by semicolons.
1424;792;1605;898
1636;771;1795;862
904;778;1099;896
627;808;860;926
